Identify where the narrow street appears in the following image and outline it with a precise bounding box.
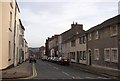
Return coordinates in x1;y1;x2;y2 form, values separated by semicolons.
33;59;109;79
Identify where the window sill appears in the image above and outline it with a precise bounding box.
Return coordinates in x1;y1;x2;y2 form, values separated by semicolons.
95;38;99;40
111;34;117;37
94;59;99;61
111;60;118;63
88;39;92;41
104;60;110;62
71;46;75;47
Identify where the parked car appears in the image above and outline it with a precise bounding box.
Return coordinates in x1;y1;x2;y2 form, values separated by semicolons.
41;55;48;61
52;57;59;63
29;55;36;63
58;57;69;65
47;57;51;61
49;57;54;62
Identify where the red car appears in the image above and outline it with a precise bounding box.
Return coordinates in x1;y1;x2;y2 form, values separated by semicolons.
58;57;69;65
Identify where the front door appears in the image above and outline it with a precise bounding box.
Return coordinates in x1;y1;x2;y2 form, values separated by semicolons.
77;51;79;63
88;50;92;65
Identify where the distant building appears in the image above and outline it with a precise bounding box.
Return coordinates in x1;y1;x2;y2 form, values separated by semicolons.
19;19;25;63
45;35;59;57
58;35;62;57
45;38;50;56
39;46;45;58
29;47;39;53
24;39;29;61
28;47;39;58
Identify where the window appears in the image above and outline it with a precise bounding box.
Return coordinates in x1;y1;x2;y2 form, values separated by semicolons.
110;24;118;36
71;52;75;59
10;0;13;8
88;33;92;41
111;48;118;62
79;36;86;44
10;12;12;29
83;51;86;60
104;48;110;61
79;51;86;60
71;40;75;47
79;51;83;60
79;37;83;44
83;36;86;44
94;49;99;60
95;31;99;39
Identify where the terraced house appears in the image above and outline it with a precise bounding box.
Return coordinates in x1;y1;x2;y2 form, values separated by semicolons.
70;32;87;64
61;22;86;62
19;19;25;63
0;0;28;70
0;0;19;69
47;35;59;57
86;15;120;70
78;34;87;64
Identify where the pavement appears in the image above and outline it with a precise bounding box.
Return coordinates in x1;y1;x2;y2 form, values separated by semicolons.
70;63;120;80
1;61;33;79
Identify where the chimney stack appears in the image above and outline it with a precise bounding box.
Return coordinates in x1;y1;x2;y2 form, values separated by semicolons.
71;22;83;29
75;22;77;24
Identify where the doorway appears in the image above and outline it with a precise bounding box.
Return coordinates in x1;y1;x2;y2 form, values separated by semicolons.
88;49;92;65
77;51;79;63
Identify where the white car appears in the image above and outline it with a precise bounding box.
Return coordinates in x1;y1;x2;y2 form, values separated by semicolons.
52;57;59;63
42;55;48;61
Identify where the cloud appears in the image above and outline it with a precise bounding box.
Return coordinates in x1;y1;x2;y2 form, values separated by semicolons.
18;1;118;47
16;0;119;2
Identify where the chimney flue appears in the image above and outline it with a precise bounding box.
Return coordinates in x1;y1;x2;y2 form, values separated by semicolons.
76;22;77;24
73;21;74;24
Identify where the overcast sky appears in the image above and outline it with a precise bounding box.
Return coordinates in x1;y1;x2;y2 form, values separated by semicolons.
17;0;119;47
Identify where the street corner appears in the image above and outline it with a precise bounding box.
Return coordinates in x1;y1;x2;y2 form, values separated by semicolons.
19;63;37;79
17;62;34;79
1;62;34;79
25;62;33;75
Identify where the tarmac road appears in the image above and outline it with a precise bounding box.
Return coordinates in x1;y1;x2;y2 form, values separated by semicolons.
33;59;109;79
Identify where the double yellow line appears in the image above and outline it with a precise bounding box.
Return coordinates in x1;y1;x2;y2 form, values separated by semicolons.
20;63;37;79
